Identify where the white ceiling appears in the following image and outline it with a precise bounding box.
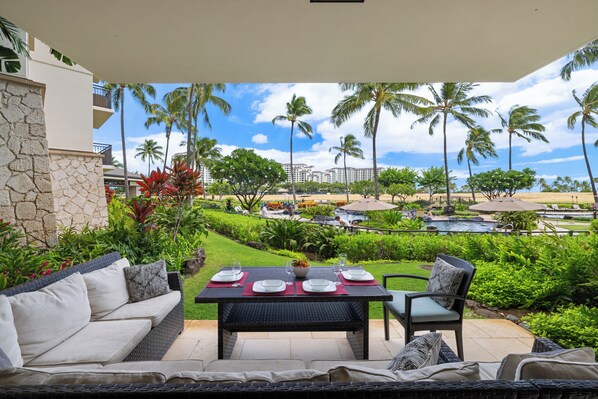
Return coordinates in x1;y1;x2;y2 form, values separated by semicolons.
1;0;597;83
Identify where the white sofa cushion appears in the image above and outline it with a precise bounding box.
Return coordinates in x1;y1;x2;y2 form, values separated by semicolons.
8;273;91;364
83;258;131;319
166;369;329;384
497;347;596;380
206;359;306;372
328;362;480;382
103;360;205;377
478;361;501;380
26;319;151;366
0;295;22;367
309;360;390;372
515;358;598;380
100;291;180;327
0;367;166;385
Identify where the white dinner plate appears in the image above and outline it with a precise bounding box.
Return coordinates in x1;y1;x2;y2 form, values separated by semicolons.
253;280;286;293
211;271;243;282
303;280;337;293
341;270;374;282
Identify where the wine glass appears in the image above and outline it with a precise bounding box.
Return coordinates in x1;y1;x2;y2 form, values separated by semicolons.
284;260;294;285
332;264;343;285
232;261;242;276
338;253;347;270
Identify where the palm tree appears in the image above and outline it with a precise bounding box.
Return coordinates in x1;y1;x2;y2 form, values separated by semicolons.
497;105;547;170
457;126;498;202
104;83;156;199
331;83;424;199
180;137;222;199
145;94;187;169
412;83;492;208
560;40;598;81
165;84;231;168
272;94;313;204
567;83;598;204
135;139;164;175
329;134;365;203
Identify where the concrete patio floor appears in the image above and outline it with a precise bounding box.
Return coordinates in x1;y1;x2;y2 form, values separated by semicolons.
163;319;535;364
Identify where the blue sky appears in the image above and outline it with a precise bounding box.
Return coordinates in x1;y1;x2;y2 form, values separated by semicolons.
94;56;598;188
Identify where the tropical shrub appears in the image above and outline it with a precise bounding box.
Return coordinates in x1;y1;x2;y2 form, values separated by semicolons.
300;205;335;218
203;209;265;243
303;225;344;259
592;219;598;231
523;305;598;356
397;218;424;231
269;249;307;261
260;219;307;251
297;200;317;209
495;211;538;231
0;219;47;289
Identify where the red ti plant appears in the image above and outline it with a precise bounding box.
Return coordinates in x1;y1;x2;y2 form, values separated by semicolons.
104;185;116;205
167;160;203;239
138;168;176;199
127;198;157;232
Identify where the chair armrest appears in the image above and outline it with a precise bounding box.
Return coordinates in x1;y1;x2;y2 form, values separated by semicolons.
532;337;563;353
383;274;429;288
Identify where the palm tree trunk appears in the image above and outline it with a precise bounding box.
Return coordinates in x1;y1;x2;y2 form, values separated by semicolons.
372;108;381;200
581;121;598;204
186;85;194;166
120;86;130;200
290;122;296;204
442;112;451;208
343;152;349;203
468;158;476;202
163;127;171;170
508;132;512;171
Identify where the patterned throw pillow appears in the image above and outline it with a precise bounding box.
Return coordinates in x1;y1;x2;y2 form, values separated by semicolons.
386;332;443;372
123;260;171;303
426;257;465;309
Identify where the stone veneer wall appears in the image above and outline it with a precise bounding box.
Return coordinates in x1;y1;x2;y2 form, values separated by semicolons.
49;150;108;230
0;76;57;246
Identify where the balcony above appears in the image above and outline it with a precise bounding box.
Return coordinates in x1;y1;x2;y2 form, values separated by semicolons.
92;142;113;168
93;84;114;129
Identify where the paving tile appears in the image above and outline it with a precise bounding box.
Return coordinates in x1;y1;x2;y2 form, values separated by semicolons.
230;339;245;360
240;339;291;359
368;339;392;360
189;338;219;362
291;339;342;363
382;338;404;356
369;320;402;338
268;331;313;339
162;338;199;361
238;332;270;339
466;319;533;338
475;338;534;360
179;320;218;340
311;331;346;339
336;339;357;360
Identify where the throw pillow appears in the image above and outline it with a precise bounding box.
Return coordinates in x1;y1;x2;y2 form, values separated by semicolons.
0;295;22;367
426;257;465;309
515;358;598;380
123;260;171;302
497;347;596;380
386;332;442;371
83;258;131;319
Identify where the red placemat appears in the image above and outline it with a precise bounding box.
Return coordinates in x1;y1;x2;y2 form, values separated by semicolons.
242;281;295;296
339;274;380;286
295;281;349;295
206;272;248;288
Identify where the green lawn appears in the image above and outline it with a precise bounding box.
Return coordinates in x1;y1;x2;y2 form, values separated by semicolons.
183;231;430;320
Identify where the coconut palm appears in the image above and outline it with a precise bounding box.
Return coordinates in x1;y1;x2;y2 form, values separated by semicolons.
165;84;231;167
497;105;547;170
272;94;313;204
567;82;598;204
135;139;164;175
457;126;498;202
331;83;424;199
412;83;492;208
104;83;156;199
180;137;222;198
329;134;365;203
145;94;187;169
560;40;598;81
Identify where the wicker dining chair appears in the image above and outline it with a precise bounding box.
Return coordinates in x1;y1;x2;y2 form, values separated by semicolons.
382;254;476;360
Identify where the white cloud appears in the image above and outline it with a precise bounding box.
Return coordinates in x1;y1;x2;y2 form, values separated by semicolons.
534;155;585;164
251;133;268;144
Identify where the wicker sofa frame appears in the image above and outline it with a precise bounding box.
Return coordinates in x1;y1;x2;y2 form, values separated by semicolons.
0;252;184;362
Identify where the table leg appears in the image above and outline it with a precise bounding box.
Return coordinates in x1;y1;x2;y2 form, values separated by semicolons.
346;301;369;360
218;303;237;359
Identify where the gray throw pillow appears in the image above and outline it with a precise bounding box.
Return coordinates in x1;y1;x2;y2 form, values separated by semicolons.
386;332;442;371
426;257;465;309
123;260;171;302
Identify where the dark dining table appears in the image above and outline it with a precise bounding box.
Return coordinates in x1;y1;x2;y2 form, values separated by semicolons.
195;266;393;359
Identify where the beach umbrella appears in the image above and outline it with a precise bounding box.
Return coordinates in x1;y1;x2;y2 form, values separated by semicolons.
340;198;398;211
469;197;544;212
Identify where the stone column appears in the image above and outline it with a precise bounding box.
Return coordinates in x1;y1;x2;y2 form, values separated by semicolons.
0;75;57;246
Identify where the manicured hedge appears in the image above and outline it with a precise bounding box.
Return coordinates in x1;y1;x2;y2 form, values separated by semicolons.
203;209;266;244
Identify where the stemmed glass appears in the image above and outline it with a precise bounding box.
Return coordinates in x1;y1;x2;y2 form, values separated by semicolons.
333;264;343;285
284;261;294;285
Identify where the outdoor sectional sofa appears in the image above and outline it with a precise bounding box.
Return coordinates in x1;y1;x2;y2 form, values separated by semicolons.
1;253;598;398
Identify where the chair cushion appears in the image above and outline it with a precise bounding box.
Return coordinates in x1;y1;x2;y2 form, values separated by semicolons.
205;359;306;372
478;361;501;380
100;291;180;327
0;367;166;385
386;290;460;323
166;369;329;383
515;358;598;380
386;332;442;371
0;295;22;367
9;273;91;364
496;347;596;380
26;319;151;366
123;260;171;302
103;360;205;377
426;257;465;309
309;360;390;372
329;362;479;382
83;258;131;320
